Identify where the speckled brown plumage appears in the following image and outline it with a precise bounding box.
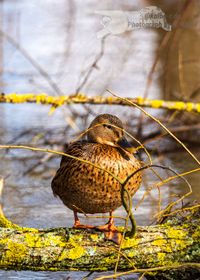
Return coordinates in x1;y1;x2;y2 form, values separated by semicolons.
52;141;141;214
51;114;142;242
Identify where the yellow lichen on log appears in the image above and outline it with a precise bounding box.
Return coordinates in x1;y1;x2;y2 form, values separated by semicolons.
0;208;199;272
0;93;200;114
0;191;199;274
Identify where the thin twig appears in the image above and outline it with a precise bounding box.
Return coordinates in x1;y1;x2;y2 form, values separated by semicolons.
0;29;63;95
75;37;107;94
107;89;200;165
95;263;200;280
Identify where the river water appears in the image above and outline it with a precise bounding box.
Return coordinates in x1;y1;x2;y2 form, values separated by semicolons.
0;1;199;279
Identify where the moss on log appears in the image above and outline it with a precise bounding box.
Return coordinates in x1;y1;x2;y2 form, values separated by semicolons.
0;208;199;274
0;93;200;114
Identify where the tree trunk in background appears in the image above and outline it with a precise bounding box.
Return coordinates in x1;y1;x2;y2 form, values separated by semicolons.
147;0;200;129
148;0;200;101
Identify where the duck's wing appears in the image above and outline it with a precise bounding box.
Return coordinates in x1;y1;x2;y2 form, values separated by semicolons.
51;141;85;197
59;141;85;167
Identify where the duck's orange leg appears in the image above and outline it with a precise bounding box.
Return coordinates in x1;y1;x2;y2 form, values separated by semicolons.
95;212;116;231
73;211;95;229
73;211;122;244
96;212;122;244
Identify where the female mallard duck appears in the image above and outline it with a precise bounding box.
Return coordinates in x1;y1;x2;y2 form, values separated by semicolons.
51;114;141;242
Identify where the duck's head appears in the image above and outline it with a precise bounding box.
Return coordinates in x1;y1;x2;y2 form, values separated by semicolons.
87;114;132;149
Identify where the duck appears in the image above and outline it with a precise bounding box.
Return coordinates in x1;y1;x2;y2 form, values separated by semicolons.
51;114;142;243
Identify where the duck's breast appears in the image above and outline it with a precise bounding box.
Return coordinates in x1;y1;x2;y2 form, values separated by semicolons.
51;142;142;214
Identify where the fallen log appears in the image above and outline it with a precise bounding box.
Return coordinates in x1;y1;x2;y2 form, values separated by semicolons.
0;206;199;278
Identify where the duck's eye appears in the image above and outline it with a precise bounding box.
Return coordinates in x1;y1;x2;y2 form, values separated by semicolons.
103;124;112;129
106;125;112;129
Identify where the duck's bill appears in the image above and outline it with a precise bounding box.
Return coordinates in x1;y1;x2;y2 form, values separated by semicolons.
117;137;132;149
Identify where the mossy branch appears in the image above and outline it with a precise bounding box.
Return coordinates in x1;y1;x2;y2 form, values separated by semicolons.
0;93;200;114
0;207;199;275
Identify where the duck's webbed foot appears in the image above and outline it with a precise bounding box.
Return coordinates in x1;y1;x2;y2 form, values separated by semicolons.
95;212;122;244
73;211;122;244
